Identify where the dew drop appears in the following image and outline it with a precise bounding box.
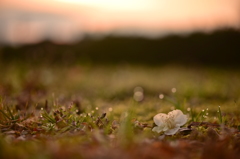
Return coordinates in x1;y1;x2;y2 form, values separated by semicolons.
159;94;164;99
171;88;177;93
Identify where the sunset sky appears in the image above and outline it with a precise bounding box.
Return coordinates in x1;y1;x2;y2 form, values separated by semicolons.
0;0;239;44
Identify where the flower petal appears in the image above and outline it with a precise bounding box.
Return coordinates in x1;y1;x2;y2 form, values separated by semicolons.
153;113;168;126
152;126;164;133
169;109;187;126
164;126;180;135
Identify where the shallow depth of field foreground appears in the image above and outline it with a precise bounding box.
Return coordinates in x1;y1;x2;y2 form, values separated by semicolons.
0;62;240;159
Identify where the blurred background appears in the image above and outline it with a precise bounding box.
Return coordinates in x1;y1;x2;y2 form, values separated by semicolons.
0;0;240;66
0;0;240;110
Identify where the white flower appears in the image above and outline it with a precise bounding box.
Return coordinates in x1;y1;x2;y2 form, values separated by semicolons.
152;109;187;135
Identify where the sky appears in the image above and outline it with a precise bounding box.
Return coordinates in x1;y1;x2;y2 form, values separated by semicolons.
0;0;239;45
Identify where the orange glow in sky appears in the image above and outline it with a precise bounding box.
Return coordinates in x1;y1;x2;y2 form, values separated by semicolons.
56;0;150;10
0;0;239;44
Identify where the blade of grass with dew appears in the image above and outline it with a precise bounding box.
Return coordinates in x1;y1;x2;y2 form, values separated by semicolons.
6;106;14;120
218;106;223;124
41;110;56;124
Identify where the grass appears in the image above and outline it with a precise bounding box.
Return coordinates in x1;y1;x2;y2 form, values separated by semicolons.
0;63;240;159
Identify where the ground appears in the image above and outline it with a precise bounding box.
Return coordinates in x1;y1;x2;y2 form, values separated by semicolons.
0;63;240;159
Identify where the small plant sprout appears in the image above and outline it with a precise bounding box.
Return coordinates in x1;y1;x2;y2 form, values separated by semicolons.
194;109;206;122
199;109;209;120
218;106;223;124
152;109;187;135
